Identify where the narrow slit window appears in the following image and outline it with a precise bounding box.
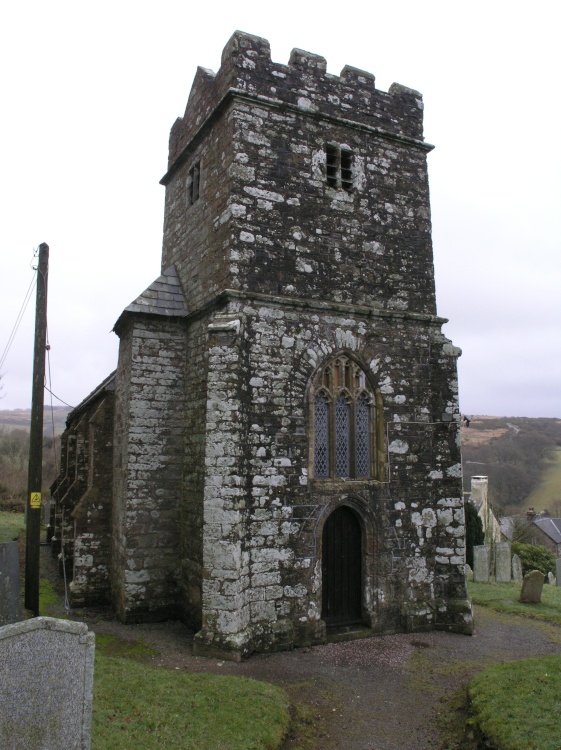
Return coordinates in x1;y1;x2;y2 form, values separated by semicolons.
188;161;201;205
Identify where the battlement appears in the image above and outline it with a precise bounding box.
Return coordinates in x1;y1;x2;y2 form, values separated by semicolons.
166;31;426;174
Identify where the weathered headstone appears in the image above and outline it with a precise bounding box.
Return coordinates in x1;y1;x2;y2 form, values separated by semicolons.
473;545;490;583
519;570;545;603
556;558;561;587
512;553;523;583
0;617;95;750
548;571;556;586
0;542;23;625
42;497;51;528
495;542;512;583
464;563;473;581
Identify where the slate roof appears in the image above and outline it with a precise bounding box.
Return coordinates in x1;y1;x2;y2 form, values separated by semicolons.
500;516;516;541
123;264;187;317
66;370;116;423
534;517;561;545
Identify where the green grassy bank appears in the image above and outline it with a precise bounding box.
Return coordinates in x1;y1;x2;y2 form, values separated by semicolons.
468;580;561;749
93;652;290;750
0;511;24;543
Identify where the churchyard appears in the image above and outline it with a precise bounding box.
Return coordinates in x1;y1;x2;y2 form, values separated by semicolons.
2;511;561;749
0;512;289;749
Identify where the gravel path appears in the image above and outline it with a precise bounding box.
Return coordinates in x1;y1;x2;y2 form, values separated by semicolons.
41;549;561;749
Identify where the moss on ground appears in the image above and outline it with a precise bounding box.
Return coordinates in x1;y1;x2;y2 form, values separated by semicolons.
95;634;159;661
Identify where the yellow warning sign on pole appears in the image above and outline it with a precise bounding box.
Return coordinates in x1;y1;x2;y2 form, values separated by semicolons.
30;492;41;509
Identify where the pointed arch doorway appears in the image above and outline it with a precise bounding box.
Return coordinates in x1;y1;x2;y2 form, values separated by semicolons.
321;506;362;626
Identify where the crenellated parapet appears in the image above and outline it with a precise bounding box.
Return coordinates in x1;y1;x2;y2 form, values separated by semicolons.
165;30;426;177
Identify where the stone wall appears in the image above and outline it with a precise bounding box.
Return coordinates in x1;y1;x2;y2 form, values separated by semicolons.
178;314;212;629
50;375;115;606
52;32;472;657
192;296;470;659
111;314;185;622
161;31;435;316
70;394;114;606
161;114;235;310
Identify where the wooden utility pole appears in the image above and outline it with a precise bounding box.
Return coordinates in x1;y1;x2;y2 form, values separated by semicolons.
24;242;49;615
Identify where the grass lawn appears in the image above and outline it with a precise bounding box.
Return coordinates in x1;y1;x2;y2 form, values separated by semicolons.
92;649;290;750
0;510;24;543
0;509;290;749
468;580;561;749
469;655;561;750
468;580;561;626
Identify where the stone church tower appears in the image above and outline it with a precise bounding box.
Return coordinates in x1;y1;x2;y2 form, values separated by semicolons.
51;31;473;660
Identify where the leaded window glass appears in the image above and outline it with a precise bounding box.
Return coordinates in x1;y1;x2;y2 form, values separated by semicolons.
355;395;370;477
312;355;378;480
335;396;350;477
314;394;330;478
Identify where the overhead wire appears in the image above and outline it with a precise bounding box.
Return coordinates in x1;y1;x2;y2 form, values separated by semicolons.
44;385;74;409
0;272;36;372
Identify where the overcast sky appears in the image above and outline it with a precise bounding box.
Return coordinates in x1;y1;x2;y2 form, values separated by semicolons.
1;1;559;418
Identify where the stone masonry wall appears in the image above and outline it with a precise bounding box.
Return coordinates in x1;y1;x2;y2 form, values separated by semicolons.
51;414;88;576
70;395;114;606
156;33;473;658
161;31;435;316
226;99;435;313
111;320;134;612
193;309;252;658
178;314;211;629
50;380;115;606
112;314;186;622
166;32;424;169
161;113;235;310
193;298;471;659
89;31;475;657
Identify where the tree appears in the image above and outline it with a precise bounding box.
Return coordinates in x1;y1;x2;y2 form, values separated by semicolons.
465;501;484;569
512;542;555;578
0;426;58;512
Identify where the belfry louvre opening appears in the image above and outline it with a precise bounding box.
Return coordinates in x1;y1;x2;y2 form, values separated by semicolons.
325;143;353;191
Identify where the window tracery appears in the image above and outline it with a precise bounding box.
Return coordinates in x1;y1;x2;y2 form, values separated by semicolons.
311;355;380;479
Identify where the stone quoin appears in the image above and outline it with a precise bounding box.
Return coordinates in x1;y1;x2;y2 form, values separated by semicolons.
50;31;473;660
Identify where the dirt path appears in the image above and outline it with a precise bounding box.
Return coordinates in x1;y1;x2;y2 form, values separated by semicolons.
40;548;561;749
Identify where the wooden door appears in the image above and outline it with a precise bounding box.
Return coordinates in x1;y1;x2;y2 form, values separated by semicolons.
322;506;362;626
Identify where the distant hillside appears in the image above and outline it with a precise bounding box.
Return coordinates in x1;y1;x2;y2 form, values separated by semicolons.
0;406;70;436
462;416;561;514
1;408;559;515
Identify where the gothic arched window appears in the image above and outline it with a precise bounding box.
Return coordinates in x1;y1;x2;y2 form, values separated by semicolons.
311;355;381;480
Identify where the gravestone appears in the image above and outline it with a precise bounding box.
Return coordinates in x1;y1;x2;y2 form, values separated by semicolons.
0;617;95;750
519;570;545;604
548;571;556;586
556;558;561;586
473;545;490;583
495;542;512;582
464;564;473;581
0;542;23;625
512;553;523;583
